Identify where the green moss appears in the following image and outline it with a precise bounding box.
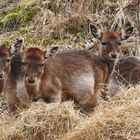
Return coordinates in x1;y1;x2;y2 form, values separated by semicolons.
0;8;37;31
0;12;20;23
19;27;31;34
18;0;37;9
2;38;13;47
25;34;41;45
0;12;21;30
42;39;51;47
18;9;36;27
0;0;38;32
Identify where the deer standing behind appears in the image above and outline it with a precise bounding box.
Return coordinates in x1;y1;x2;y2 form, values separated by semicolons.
19;23;133;111
5;38;31;112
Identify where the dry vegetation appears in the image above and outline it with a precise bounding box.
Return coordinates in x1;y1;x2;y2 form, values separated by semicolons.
0;85;140;140
0;0;140;140
64;85;140;140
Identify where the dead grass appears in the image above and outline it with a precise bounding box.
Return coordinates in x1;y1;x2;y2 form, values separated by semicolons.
0;101;82;140
0;0;139;52
0;85;140;140
63;85;140;140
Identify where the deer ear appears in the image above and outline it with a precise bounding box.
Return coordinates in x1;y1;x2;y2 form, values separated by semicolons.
45;46;59;59
10;38;25;54
120;26;133;40
89;23;102;39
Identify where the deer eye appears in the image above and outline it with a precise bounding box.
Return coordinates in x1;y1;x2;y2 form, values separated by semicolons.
118;42;121;46
22;61;26;66
38;63;45;67
102;42;107;46
45;56;49;59
7;58;10;63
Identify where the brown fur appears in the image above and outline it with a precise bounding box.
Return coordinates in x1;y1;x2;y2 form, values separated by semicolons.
23;48;45;100
108;56;140;97
6;52;31;112
5;38;31;112
6;25;130;110
5;53;31;112
0;46;11;94
19;24;133;111
22;48;117;111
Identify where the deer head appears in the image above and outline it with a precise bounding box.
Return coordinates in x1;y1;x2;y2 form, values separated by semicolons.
22;47;59;85
89;23;133;60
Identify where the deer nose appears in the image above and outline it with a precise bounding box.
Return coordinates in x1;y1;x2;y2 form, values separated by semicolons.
110;53;117;59
26;77;36;84
0;72;5;79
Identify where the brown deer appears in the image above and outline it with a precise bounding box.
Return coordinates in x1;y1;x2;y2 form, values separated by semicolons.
5;38;31;112
108;56;140;98
21;23;133;111
0;45;11;94
84;26;137;100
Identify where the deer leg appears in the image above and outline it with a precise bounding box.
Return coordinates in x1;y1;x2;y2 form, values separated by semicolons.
41;86;62;103
7;91;20;113
16;79;31;108
108;78;121;98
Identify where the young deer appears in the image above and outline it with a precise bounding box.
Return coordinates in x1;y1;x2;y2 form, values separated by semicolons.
108;56;140;98
5;38;31;112
21;23;133;111
85;25;135;100
0;45;11;94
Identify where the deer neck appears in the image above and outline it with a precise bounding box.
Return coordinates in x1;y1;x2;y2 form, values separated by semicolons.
8;53;23;80
103;58;118;83
25;80;41;101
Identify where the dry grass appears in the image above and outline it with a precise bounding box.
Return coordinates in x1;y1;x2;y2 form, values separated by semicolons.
0;0;139;52
0;0;139;54
63;85;140;140
0;101;82;140
0;85;140;140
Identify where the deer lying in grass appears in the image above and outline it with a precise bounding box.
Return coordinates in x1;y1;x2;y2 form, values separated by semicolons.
108;56;140;98
20;23;133;111
0;45;11;94
5;38;31;112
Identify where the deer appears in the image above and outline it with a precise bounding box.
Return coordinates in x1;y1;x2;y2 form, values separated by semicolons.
108;56;140;98
19;23;133;111
84;26;139;100
5;38;31;112
0;44;11;95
